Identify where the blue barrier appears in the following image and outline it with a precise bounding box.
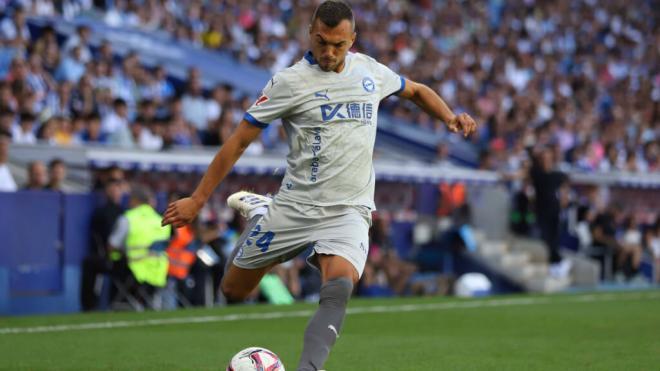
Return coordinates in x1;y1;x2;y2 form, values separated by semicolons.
0;191;95;315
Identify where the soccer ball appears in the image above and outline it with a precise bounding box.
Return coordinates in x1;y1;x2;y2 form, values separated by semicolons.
227;347;285;371
454;272;492;298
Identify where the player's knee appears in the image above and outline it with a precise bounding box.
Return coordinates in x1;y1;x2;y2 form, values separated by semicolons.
221;279;250;302
319;277;353;308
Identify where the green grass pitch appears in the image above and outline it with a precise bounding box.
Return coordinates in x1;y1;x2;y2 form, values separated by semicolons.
1;291;659;370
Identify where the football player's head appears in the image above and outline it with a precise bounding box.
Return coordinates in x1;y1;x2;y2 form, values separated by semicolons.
309;0;356;73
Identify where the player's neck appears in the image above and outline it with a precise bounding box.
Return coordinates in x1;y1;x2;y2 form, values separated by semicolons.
333;60;346;73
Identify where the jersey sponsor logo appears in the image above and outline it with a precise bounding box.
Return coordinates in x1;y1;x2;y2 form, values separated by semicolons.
362;77;375;93
321;102;374;124
255;94;269;106
310;127;322;182
321;104;346;121
314;89;330;101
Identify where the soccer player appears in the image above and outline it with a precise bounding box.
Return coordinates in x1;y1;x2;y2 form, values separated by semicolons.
161;1;477;370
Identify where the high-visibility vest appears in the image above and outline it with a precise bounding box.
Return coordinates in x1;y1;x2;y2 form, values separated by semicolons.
437;182;466;216
166;225;197;280
124;204;171;287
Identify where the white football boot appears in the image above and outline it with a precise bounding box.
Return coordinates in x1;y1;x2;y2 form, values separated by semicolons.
226;191;272;219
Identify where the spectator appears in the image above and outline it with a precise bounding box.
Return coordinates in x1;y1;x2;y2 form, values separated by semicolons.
36;116;57;145
644;219;660;283
11;111;37;144
361;217;417;296
0;109;14;133
78;113;108;144
591;204;624;280
152;65;175;103
530;147;571;278
181;75;210;137
102;98;129;135
23;160;47;190
63;25;92;64
92;164;125;191
617;216;644;281
45;81;73;118
0;128;16;191
53;116;75;146
26;53;54;113
71;74;97;117
131;115;162;151
81;176;126;311
56;45;87;83
45;158;68;191
0;5;30;47
434;142;454;167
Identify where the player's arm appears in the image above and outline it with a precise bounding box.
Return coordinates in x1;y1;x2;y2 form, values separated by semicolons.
397;78;477;137
161;120;262;227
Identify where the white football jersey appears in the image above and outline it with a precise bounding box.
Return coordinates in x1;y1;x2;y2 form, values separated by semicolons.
244;51;404;209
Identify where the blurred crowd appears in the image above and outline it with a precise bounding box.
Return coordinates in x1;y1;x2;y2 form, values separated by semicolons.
0;0;658;173
0;2;283;153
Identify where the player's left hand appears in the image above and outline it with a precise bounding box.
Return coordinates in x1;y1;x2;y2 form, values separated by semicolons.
447;113;477;138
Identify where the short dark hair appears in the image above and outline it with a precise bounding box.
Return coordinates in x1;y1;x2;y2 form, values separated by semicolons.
312;0;354;31
19;112;35;123
0;109;15;118
113;98;127;108
130;184;153;205
49;158;64;169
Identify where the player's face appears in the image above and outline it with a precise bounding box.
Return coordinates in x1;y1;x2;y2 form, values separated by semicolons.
309;19;356;73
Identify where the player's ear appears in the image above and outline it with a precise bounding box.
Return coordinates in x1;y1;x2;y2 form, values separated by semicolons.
350;32;356;47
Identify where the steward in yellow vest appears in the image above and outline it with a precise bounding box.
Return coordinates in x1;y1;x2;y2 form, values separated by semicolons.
108;186;171;287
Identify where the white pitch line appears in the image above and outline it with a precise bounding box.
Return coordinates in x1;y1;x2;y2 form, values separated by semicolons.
1;292;658;335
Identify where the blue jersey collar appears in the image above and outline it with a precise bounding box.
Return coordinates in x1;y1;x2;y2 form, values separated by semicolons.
304;50;318;65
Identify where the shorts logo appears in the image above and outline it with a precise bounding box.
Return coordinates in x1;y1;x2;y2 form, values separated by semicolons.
255;94;269;106
362;77;375;93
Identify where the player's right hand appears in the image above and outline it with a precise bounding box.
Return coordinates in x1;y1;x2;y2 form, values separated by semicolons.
161;197;203;228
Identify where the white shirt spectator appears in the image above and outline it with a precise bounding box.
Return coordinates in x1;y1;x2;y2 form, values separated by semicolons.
64;35;92;64
0;16;30;42
11;124;36;144
56;54;86;83
31;0;56;16
0;163;17;191
138;128;163;150
182;94;209;131
102;111;129;134
206;99;222;123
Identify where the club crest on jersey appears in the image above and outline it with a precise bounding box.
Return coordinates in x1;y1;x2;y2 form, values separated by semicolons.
362;77;375;93
255;94;269;106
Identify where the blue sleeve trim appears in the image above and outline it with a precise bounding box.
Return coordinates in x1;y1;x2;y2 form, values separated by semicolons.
395;76;406;95
244;113;268;128
383;76;406;100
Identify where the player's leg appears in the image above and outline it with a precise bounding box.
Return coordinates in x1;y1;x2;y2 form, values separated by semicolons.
297;206;370;371
297;255;358;371
221;191;273;302
221;263;275;302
